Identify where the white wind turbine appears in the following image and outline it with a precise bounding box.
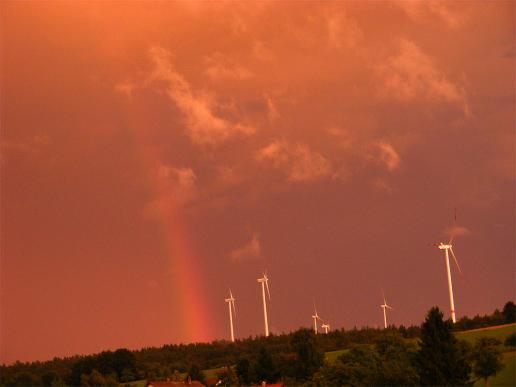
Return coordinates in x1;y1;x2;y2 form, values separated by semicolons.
380;291;393;329
321;323;331;334
224;289;236;342
312;302;323;334
434;238;463;323
257;273;271;337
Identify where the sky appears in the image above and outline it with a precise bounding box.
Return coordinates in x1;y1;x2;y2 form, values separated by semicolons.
0;1;514;364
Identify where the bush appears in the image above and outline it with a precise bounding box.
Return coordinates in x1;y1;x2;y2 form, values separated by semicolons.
504;333;516;347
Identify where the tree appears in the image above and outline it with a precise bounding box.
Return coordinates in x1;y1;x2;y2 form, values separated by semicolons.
375;333;419;386
41;371;60;386
235;358;251;385
472;338;504;386
502;301;516;323
504;333;516;347
315;345;381;386
290;328;324;381
9;372;36;386
112;348;136;379
218;366;239;386
120;368;136;383
253;346;278;384
186;363;205;385
80;369;118;386
416;307;472;386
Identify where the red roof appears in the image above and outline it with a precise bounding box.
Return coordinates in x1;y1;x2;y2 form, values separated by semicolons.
147;381;205;387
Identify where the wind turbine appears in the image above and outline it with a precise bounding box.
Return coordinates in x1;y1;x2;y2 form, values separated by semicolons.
321;323;330;334
380;291;393;329
434;239;462;323
224;289;236;342
257;273;271;337
312;302;322;334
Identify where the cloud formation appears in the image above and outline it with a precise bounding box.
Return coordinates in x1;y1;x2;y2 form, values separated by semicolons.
376;142;401;172
377;39;470;116
229;233;261;262
325;10;362;49
2;1;513;364
114;81;136;97
204;52;252;81
144;164;199;216
257;140;333;182
396;1;463;28
149;46;255;145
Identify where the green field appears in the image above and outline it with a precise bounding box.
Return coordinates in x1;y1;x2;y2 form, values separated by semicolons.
325;348;347;363
456;323;516;346
471;351;515;387
455;323;515;386
203;367;224;379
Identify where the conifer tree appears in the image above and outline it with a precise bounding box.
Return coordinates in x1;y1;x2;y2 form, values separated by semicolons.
416;307;472;385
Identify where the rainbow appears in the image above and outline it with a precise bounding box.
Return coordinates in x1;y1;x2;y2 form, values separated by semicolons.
123;104;213;344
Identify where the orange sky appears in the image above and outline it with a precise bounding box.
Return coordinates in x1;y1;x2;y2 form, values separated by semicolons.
1;1;514;364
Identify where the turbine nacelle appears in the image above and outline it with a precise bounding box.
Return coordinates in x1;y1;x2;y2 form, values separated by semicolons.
225;289;235;303
437;242;452;250
225;289;236;316
435;242;463;275
257;273;271;300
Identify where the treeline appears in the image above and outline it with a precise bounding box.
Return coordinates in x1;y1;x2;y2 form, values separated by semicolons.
0;327;419;386
0;301;514;386
453;300;515;331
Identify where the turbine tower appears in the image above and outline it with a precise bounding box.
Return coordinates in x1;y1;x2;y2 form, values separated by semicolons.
224;289;236;342
312;303;322;334
380;291;393;329
257;273;271;337
435;241;462;323
321;323;330;334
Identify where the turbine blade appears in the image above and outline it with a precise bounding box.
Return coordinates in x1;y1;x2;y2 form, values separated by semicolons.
387;305;394;310
448;208;456;243
232;299;236;318
450;247;463;276
265;279;271;300
382;289;386;305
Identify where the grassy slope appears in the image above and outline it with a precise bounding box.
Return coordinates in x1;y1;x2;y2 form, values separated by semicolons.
456;323;515;386
472;351;515;387
325;348;347;363
456;323;516;346
325;324;515;386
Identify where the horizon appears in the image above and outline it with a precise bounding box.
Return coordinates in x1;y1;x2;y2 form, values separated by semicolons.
1;1;514;365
